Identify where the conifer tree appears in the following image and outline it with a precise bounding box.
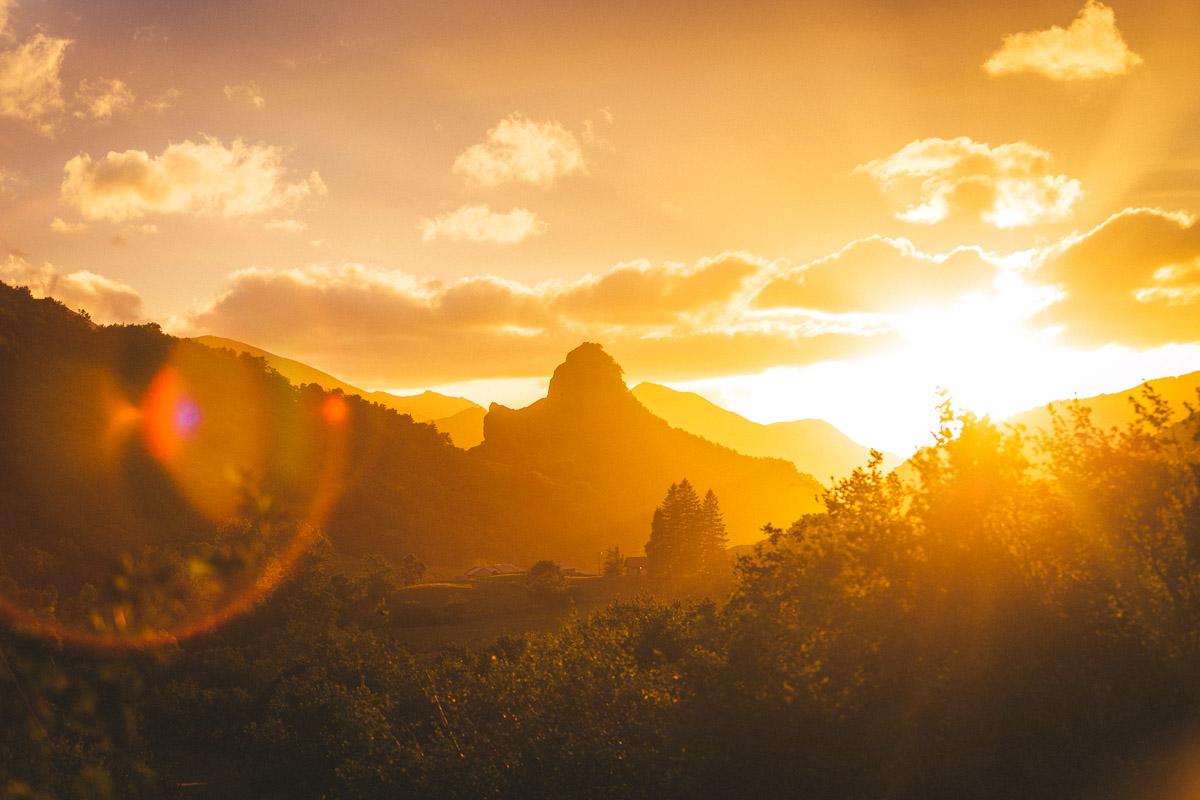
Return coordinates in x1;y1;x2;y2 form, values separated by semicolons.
699;489;728;577
647;479;707;579
674;479;703;576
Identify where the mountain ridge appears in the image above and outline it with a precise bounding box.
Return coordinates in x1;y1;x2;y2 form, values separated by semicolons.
194;335;482;428
474;343;824;545
631;381;898;483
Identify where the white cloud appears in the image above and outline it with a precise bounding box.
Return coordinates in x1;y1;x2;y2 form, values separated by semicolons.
856;137;1082;228
452;113;586;187
74;77;135;121
419;204;545;244
984;1;1142;81
61;136;326;222
224;82;265;110
0;256;142;323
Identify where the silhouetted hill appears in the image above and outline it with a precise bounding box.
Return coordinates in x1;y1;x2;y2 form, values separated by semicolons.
194;335;481;422
0;285;612;589
3;284;821;608
432;406;487;448
474;343;824;546
632;381;897;482
1008;371;1200;433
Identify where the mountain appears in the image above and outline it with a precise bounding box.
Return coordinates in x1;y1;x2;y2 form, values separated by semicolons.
473;343;825;546
431;406;487;448
1008;371;1200;434
193;335;481;422
632;382;896;483
1;284;820;607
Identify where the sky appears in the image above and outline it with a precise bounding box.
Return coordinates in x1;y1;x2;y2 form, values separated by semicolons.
1;0;1199;453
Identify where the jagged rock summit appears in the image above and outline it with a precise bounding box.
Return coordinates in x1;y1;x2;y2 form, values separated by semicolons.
474;342;825;545
545;342;630;406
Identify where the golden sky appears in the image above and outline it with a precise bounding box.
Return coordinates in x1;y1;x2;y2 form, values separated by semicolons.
2;0;1199;452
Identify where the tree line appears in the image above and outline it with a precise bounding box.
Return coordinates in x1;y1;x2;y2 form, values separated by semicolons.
4;385;1200;798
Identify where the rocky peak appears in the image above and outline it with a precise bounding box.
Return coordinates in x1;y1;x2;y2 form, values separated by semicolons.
545;342;629;406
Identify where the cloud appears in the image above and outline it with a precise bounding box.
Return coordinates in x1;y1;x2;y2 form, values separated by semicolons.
754;236;1001;314
74;77;134;120
0;32;70;131
856;137;1082;228
555;254;763;325
61;136;326;222
224;82;265;110
131;25;168;45
984;1;1142;81
453;113;586;187
182;252;907;386
1034;208;1200;347
419;204;545;244
0;166;19;196
264;218;307;233
144;88;181;114
0;256;142;323
50;216;87;234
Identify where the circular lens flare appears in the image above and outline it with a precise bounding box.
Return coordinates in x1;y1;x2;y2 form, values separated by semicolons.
0;341;353;652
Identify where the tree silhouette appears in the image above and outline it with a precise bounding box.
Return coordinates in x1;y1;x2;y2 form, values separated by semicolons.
646;479;719;581
699;489;728;578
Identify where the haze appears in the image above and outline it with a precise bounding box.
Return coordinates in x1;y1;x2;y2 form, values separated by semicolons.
2;0;1200;451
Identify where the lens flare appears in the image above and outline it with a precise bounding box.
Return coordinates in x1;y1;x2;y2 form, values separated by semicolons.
321;393;348;425
141;366;196;463
0;340;353;652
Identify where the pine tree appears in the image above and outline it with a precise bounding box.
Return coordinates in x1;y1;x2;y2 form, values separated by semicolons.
646;479;706;580
699;489;729;578
674;479;703;577
601;546;624;577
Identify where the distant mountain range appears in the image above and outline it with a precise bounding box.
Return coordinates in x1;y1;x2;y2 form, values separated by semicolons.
1007;371;1200;433
193;336;483;443
474;343;825;545
2;285;822;587
194;337;893;479
631;382;898;482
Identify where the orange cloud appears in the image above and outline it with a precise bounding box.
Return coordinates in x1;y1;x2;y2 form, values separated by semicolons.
0;256;142;323
61;137;326;221
0;33;70;132
452;113;586;188
1034;208;1200;347
754;236;1000;314
419;205;545;244
554;254;763;325
73;77;135;121
857;137;1081;228
182;254;893;385
224;82;265;110
984;1;1142;81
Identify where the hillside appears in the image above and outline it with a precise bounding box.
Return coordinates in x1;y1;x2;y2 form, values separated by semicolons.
431;406;487;448
1;284;818;603
632;381;896;482
474;343;825;546
0;286;604;589
194;335;481;422
1008;371;1200;433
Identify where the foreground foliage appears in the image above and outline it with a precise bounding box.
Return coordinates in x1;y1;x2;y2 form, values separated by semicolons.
4;391;1200;799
